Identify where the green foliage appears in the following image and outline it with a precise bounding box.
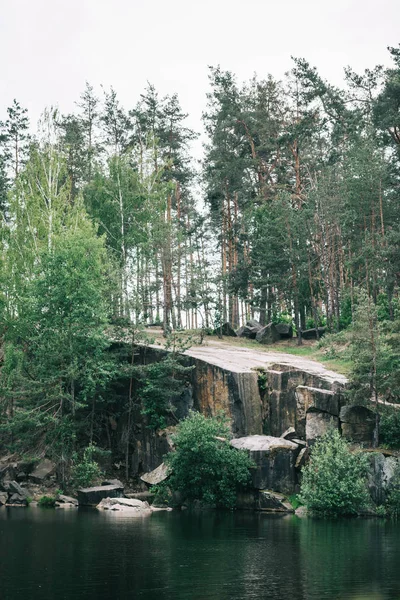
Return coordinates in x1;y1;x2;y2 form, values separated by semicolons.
273;312;293;326
339;295;353;330
257;370;268;391
0;216;120;455
288;494;303;510
38;495;57;508
166;411;254;509
135;334;195;430
300;429;370;516
71;444;103;488
348;290;392;406
151;482;172;507
380;410;400;449
137;354;194;430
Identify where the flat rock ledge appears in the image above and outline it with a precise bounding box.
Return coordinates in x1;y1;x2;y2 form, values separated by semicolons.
97;497;154;515
77;484;124;506
230;435;298;452
230;435;299;495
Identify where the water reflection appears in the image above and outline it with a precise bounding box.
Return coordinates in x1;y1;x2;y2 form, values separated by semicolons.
0;508;399;600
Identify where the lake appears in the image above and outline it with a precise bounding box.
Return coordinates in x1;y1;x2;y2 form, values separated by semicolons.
1;508;399;600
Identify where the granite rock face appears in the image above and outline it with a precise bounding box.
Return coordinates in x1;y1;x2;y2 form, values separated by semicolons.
306;411;340;445
77;484;124;506
28;459;55;484
230;435;299;495
340;405;376;444
130;426;175;476
367;453;400;505
128;343;374;499
193;360;263;436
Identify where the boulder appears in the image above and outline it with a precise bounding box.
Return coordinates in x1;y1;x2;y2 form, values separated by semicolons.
247;319;262;330
28;459;55;484
237;321;262;339
275;323;293;339
236;489;294;512
0;461;17;482
7;481;29;498
140;462;169;486
97;497;152;515
295;506;308;517
125;491;154;501
0;492;8;505
292;439;307;448
301;327;326;340
57;494;78;506
77;484;124;506
256;323;280;345
367;453;400;505
7;493;28;506
296;385;341;418
295;447;309;469
306;411;339;445
258;490;294;512
131;425;175;475
101;479;124;489
230;435;298;494
281;427;297;440
214;322;237;337
339;405;376;444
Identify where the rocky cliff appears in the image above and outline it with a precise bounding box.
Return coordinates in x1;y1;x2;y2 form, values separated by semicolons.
129;342;354;477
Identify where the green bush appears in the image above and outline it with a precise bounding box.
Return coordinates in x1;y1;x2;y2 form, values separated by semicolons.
166;411;254;509
151;483;172;507
38;495;57;508
380;410;400;449
299;429;369;516
71;444;103;488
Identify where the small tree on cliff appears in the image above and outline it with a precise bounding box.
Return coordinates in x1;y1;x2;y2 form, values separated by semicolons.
165;411;254;509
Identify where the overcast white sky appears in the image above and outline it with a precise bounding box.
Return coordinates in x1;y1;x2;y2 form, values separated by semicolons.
1;0;399;143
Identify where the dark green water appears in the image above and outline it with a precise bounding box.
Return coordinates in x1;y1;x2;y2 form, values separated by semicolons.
1;508;400;600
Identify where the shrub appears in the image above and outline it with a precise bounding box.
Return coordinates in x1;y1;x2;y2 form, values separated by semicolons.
71;444;103;488
38;495;57;508
380;410;400;449
299;429;369;516
166;411;254;509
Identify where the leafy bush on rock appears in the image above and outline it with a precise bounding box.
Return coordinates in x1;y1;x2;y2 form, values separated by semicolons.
71;444;104;488
300;429;369;516
166;411;254;509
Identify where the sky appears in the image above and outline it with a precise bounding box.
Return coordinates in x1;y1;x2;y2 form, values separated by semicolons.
1;0;399;146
